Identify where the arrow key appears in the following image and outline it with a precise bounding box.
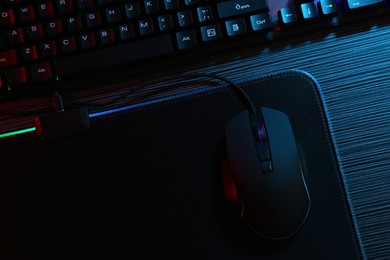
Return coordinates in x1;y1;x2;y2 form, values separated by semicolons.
318;0;338;17
301;3;318;21
278;7;298;27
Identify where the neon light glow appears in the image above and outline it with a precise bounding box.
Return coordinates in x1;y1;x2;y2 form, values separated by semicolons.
0;127;36;139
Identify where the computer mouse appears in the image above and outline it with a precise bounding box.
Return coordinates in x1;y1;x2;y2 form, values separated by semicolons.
223;107;311;240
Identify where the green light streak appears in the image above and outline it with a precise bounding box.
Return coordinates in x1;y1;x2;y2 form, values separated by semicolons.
0;127;36;139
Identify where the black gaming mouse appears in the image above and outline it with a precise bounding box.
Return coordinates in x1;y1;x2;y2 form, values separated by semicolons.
223;107;311;240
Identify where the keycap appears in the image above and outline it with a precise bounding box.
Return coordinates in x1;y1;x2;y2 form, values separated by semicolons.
164;0;179;10
158;15;174;31
0;49;17;68
55;35;173;78
78;0;94;10
200;24;222;42
217;0;268;19
347;0;383;9
6;67;27;85
139;19;154;35
225;18;247;36
0;9;15;26
300;2;318;22
318;0;338;17
176;29;198;50
19;5;35;22
197;6;213;23
56;0;74;14
278;7;298;27
250;13;272;31
177;10;193;27
119;24;135;40
144;0;160;14
38;2;54;18
31;62;52;81
125;2;141;18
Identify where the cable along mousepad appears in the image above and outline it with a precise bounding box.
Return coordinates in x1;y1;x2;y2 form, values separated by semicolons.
0;69;363;259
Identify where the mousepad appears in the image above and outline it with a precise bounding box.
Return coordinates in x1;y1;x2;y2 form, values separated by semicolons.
0;69;364;259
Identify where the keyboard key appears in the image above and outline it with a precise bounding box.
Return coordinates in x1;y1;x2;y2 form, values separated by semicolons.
60;36;77;53
319;0;338;17
57;0;74;14
278;7;298;27
47;19;63;36
200;24;222;42
6;67;27;85
80;32;96;49
119;24;135;40
300;3;318;21
8;28;24;44
225;18;247;36
139;19;155;35
31;62;52;81
144;0;160;14
66;16;82;32
197;6;213;23
125;2;141;18
177;10;193;27
19;5;35;22
40;41;57;57
0;49;17;68
0;9;15;26
250;13;272;31
38;2;54;18
78;0;94;10
55;35;173;78
106;7;122;23
176;29;198;50
217;0;268;19
26;24;44;40
347;0;383;9
158;15;174;31
21;45;38;61
99;28;116;45
164;0;179;10
86;11;102;28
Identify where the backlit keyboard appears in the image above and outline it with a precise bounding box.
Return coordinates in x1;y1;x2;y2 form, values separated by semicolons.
0;0;389;96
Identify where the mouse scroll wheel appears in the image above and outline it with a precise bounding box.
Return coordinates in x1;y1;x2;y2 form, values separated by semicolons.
253;125;273;174
253;124;271;160
254;124;267;143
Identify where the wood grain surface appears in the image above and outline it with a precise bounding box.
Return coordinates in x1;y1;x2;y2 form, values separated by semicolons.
2;11;390;260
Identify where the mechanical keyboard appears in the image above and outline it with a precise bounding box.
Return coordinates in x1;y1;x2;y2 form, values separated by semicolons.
0;0;389;98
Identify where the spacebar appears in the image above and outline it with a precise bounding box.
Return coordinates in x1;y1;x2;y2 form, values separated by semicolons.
55;35;173;78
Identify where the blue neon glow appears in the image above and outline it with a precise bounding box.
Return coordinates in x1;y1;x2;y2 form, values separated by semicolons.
89;85;224;118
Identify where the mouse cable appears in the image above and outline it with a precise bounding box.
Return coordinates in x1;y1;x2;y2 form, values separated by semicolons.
70;72;259;115
0;73;257;116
